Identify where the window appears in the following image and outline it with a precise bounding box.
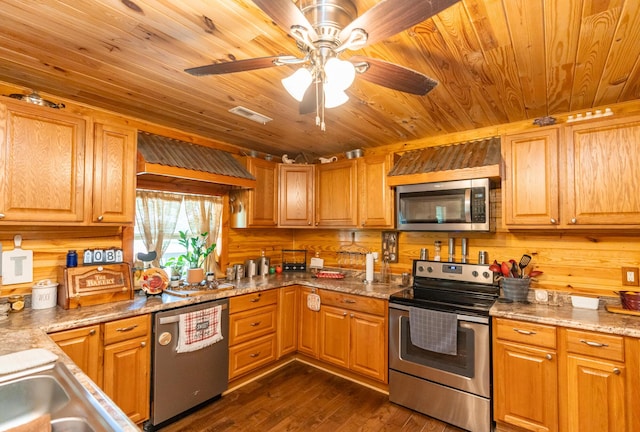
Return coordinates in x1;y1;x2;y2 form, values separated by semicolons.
134;190;223;275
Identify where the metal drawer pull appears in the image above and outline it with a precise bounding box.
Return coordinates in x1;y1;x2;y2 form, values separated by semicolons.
250;321;261;327
546;354;552;360
513;328;536;335
140;341;146;347
249;352;261;358
250;297;261;303
89;329;96;336
580;339;608;348
613;368;621;375
343;299;356;304
116;325;138;332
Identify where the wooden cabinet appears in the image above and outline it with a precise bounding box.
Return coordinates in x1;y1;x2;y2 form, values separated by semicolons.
503;128;560;226
278;164;315;227
315;159;358;227
357;154;395;228
49;314;150;424
231;157;278;228
318;290;387;382
503;116;640;229
493;318;558;432
277;285;298;358
0;100;87;223
102;315;150;424
49;324;102;385
560;328;627;432
91;122;137;224
297;286;319;358
228;290;278;380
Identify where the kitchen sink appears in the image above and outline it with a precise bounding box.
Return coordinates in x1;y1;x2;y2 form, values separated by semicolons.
0;360;122;431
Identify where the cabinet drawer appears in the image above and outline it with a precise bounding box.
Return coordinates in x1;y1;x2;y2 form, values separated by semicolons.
494;318;556;349
103;315;150;345
228;333;277;379
229;304;277;346
564;328;624;362
229;290;278;313
320;291;386;316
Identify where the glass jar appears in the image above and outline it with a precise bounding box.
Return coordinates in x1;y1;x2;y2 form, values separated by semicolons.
8;295;25;312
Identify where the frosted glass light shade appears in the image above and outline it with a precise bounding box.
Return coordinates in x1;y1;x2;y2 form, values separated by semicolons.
282;68;312;101
324;87;349;108
324;58;356;90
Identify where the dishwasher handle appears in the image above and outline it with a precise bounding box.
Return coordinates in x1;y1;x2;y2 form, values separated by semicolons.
158;302;228;325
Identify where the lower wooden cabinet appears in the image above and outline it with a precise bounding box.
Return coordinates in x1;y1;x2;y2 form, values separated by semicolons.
493;318;558;432
318;290;388;383
277;285;298;358
49;314;151;424
298;286;319;358
494;318;638;432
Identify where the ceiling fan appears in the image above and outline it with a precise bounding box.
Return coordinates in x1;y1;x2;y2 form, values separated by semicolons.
185;0;460;130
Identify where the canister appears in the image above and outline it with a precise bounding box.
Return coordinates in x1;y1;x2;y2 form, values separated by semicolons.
32;279;59;309
234;264;244;280
245;260;256;278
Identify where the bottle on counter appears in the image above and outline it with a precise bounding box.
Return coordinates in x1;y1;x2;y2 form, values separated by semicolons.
380;258;391;283
434;241;442;261
257;250;270;276
66;250;78;268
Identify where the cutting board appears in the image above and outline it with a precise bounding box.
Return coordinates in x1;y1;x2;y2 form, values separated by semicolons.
1;235;33;285
605;304;640;316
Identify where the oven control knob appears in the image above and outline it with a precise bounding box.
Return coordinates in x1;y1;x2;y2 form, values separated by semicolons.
417;265;425;273
426;266;433;273
472;270;479;277
482;271;491;279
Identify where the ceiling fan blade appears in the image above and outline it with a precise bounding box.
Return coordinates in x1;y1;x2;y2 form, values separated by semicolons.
299;83;317;115
339;0;460;48
350;56;437;95
185;56;284;76
251;0;318;41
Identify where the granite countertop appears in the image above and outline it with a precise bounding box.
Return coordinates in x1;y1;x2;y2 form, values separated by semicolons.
490;296;640;338
0;272;404;430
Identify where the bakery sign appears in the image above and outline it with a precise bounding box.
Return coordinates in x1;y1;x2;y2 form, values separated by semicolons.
58;263;133;309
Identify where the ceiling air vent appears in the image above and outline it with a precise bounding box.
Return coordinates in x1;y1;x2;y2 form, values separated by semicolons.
229;106;273;124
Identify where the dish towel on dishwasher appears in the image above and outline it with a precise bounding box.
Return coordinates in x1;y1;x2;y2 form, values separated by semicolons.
409;307;458;355
176;305;223;353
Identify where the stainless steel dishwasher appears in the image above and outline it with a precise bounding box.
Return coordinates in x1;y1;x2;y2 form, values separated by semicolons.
145;298;229;431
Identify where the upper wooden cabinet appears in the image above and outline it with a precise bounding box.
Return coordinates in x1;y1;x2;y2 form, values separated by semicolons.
278;164;315;228
91;122;137;224
503;115;640;229
358;154;395;228
503;128;560;226
231;157;278;228
0;100;87;223
315;159;358;227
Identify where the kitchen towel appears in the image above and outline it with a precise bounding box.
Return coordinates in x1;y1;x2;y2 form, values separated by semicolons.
176;305;223;353
0;348;58;375
409;307;458;355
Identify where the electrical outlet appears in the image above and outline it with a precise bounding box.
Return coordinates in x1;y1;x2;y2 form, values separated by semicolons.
622;267;640;286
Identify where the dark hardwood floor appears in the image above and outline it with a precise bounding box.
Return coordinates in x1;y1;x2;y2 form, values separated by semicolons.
158;361;465;432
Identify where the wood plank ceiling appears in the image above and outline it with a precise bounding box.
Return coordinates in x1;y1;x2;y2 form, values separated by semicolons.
0;0;639;159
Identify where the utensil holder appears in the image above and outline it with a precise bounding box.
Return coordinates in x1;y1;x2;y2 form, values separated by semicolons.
501;278;531;302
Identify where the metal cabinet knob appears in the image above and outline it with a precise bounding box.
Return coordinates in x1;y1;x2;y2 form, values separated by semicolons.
546;354;552;360
89;329;96;336
97;215;104;221
613;368;621;375
550;218;557;224
308;221;312;225
570;218;577;224
0;213;5;219
140;341;146;347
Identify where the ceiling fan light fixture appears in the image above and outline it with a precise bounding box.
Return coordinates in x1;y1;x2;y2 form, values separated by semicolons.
324;87;349;108
324;57;355;90
282;67;313;101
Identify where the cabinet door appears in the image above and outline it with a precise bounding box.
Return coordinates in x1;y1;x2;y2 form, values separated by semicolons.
357;154;394;228
49;325;102;386
349;311;387;382
277;286;298;358
315;159;358;227
91;122;136;224
247;158;278;227
319;305;350;368
565;354;626;432
493;340;558;432
503;128;560;227
279;164;314;227
564;116;640;226
102;335;150;423
297;288;319;358
0;101;86;223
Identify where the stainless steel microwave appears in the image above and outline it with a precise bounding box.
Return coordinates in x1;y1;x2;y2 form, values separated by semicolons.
396;178;491;231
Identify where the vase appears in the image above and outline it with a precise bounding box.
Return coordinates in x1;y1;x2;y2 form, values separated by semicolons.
187;268;204;285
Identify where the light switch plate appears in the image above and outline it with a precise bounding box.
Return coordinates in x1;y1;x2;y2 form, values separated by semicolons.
534;289;548;303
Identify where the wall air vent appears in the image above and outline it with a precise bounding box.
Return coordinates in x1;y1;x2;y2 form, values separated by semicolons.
229;106;273;124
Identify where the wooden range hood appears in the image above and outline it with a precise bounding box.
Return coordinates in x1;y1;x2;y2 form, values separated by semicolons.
136;131;256;194
387;137;501;186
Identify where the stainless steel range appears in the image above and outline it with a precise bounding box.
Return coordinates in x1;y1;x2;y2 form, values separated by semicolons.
388;260;499;432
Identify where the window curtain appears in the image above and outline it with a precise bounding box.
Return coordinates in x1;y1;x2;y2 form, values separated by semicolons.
183;195;224;276
135;190;183;267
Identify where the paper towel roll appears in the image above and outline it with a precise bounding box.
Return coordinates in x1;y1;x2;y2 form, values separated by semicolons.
365;253;374;283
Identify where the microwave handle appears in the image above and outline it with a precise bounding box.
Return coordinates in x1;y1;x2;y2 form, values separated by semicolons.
464;188;472;222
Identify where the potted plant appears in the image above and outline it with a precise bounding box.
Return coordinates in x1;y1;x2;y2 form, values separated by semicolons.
163;255;185;287
178;231;216;285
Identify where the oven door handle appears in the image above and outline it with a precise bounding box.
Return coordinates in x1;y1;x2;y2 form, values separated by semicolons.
389;303;489;324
